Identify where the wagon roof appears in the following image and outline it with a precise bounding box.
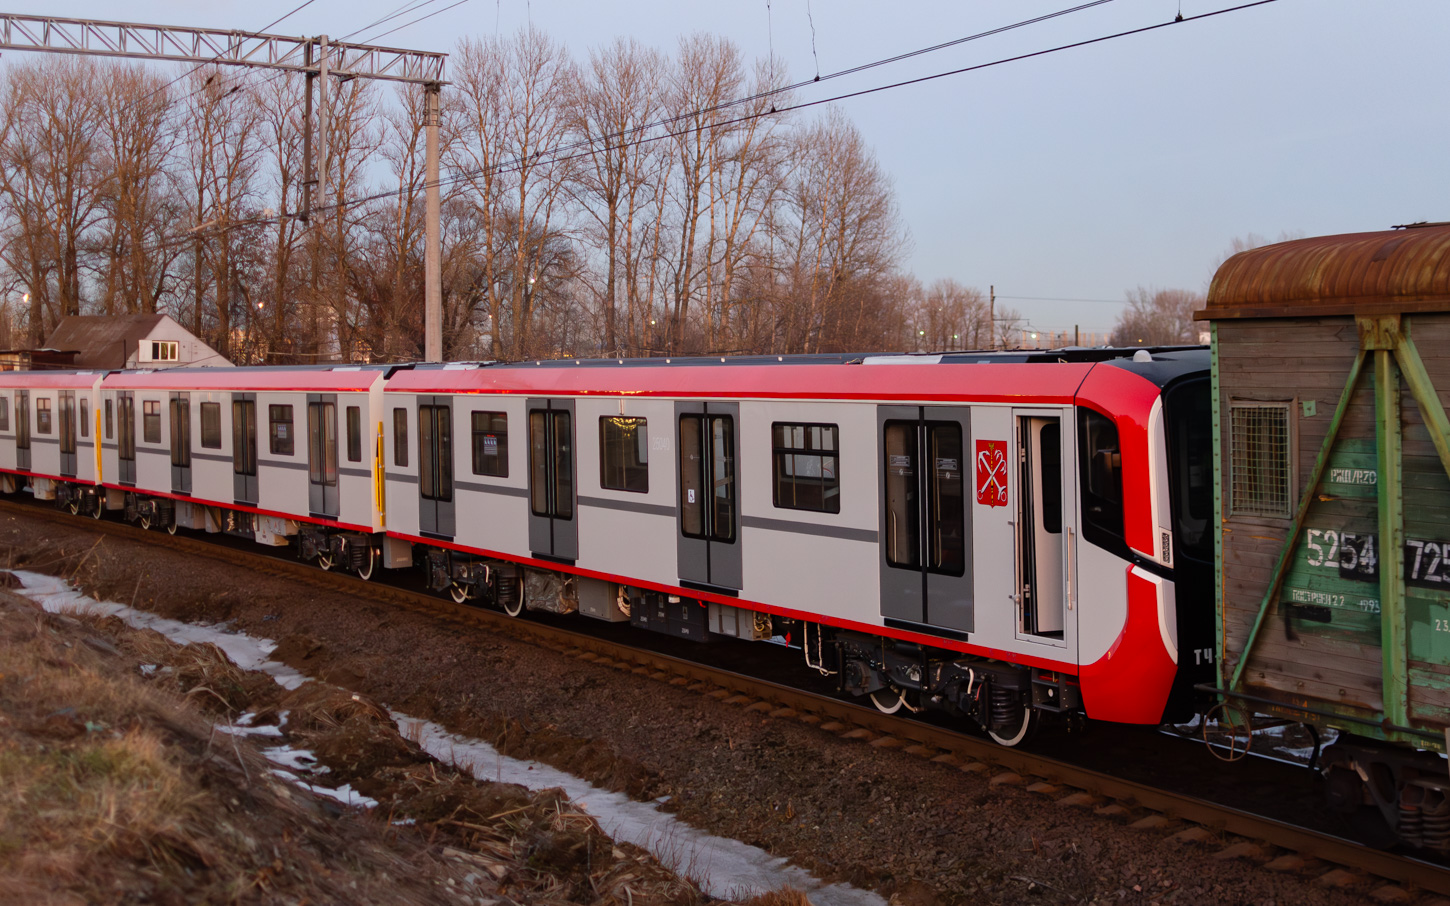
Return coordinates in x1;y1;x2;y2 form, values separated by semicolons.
1200;223;1450;320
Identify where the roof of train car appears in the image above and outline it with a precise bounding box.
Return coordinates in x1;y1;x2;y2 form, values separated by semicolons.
0;370;106;388
386;347;1208;401
1201;222;1450;320
97;364;393;392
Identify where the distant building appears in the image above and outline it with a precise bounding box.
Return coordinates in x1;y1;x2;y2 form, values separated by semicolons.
38;314;233;370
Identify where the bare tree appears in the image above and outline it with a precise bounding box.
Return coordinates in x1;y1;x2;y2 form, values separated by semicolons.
95;64;180;316
1109;286;1206;346
0;58;109;342
253;72;310;361
780;109;905;353
570;38;666;356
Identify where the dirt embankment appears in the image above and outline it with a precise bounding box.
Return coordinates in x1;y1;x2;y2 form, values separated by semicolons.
0;579;773;906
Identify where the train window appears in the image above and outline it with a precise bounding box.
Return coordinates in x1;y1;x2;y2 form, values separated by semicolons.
200;403;222;449
104;399;112;439
1040;422;1062;535
15;392;29;451
471;412;508;477
418;404;452;502
529;410;573;519
58;393;74;454
772;423;839;513
232;399;257;476
79;398;89;438
1166;378;1213;561
169;395;191;468
0;397;8;432
307;401;338;487
600;417;648;493
346;406;361;462
883;422;920;568
37;398;52;435
393;407;408;467
268;404;293;456
1229;401;1292;518
926;423;966;576
1078;408;1124;549
679;414;735;542
117;394;134;461
143;400;162;443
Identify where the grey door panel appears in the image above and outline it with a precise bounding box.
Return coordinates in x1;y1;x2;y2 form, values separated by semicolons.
675;400;741;591
877;405;974;633
526;397;577;561
418;395;456;537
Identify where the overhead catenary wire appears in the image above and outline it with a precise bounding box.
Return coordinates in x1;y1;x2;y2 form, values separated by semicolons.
80;0;1282;263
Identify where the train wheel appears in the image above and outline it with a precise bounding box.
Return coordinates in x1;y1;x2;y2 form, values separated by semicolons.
166;521;178;535
138;513;153;531
65;497;80;516
501;580;525;617
356;546;375;581
870;688;905;714
316;551;334;571
448;582;475;604
987;705;1039;747
91;500;103;520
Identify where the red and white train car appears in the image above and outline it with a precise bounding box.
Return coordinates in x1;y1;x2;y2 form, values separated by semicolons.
382;349;1214;742
90;366;391;570
0;348;1213;744
0;370;105;506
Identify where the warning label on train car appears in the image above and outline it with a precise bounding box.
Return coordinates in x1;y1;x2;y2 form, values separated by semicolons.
975;440;1008;507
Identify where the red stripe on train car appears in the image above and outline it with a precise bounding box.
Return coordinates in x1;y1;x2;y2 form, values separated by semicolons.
386;529;1080;674
1077;565;1177;724
385;362;1094;405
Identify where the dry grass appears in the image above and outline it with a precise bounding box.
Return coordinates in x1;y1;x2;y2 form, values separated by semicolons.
0;574;808;906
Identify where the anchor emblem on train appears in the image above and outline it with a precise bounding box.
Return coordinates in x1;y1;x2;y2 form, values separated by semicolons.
975;439;1009;507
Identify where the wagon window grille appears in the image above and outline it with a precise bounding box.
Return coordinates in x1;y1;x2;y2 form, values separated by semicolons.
1230;402;1292;518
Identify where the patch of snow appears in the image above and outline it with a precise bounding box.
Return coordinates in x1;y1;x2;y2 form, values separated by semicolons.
397;713;886;904
10;569;886;906
14;570;309;690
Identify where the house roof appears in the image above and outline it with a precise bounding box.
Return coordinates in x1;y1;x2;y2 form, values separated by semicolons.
45;314;176;370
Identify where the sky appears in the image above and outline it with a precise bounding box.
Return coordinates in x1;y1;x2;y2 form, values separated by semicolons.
6;0;1448;337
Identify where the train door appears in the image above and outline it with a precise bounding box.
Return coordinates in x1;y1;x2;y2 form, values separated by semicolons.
169;392;192;494
877;406;973;634
116;392;135;485
59;391;77;477
232;394;257;504
527;398;577;562
676;402;742;592
417;395;455;538
1015;411;1071;643
15;390;29;473
306;394;338;519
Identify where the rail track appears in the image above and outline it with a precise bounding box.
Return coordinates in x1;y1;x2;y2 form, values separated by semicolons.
6;495;1449;899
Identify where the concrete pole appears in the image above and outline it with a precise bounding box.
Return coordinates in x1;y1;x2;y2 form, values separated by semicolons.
424;82;442;363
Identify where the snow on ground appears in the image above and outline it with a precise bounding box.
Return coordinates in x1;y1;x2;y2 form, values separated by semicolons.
13;570;886;905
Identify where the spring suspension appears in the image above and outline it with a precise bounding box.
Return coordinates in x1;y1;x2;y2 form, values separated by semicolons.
989;683;1020;727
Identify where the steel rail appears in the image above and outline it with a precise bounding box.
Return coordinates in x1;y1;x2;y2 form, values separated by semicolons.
4;496;1448;896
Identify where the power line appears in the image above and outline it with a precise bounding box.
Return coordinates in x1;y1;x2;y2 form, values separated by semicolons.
998;294;1127;305
88;0;1285;263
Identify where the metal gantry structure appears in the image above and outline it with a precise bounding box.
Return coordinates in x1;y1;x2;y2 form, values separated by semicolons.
0;14;448;362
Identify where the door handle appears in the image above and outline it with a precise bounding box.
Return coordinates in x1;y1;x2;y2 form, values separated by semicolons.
1066;526;1075;611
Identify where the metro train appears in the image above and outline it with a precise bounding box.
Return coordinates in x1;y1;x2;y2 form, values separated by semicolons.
0;345;1214;748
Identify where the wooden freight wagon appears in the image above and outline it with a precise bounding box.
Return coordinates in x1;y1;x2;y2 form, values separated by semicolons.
1202;224;1450;845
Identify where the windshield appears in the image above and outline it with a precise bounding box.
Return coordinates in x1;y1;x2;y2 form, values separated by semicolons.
1164;377;1213;564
